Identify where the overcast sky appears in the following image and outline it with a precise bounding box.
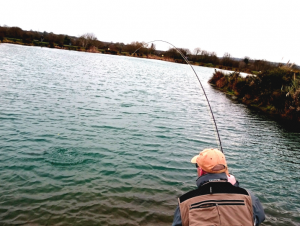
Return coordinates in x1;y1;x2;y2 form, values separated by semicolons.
1;0;299;64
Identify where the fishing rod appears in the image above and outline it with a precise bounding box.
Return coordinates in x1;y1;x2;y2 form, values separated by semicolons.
132;40;224;153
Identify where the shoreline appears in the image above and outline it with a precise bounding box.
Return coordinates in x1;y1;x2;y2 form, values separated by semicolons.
0;40;257;74
209;70;300;126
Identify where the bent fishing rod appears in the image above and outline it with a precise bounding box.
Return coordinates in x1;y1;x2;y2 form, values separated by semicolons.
132;40;224;153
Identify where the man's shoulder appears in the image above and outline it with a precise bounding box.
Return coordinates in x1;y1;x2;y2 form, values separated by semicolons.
179;181;249;203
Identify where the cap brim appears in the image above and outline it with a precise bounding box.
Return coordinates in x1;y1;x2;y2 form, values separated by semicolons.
191;155;199;163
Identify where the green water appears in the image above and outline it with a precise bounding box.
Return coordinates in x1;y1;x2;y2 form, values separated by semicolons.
0;44;299;226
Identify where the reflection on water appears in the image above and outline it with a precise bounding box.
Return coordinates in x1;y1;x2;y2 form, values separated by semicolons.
0;44;299;225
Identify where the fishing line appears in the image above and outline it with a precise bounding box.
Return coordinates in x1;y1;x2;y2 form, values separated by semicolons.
132;40;224;153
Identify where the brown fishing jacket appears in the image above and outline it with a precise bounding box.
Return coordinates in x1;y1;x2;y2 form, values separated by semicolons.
172;173;265;226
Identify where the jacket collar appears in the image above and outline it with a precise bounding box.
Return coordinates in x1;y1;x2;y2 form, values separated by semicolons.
196;173;228;187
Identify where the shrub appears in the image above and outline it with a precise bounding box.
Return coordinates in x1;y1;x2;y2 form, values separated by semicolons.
205;63;214;67
7;38;22;43
216;77;227;88
208;70;225;85
49;41;55;48
33;40;40;46
40;42;49;47
209;68;300;122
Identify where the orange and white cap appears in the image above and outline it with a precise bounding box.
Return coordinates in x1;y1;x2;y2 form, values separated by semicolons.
191;148;229;175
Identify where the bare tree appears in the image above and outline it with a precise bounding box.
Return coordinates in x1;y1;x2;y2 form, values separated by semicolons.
78;36;87;48
149;43;156;54
178;48;191;57
48;32;56;48
193;47;201;55
7;27;23;38
125;41;148;55
79;33;98;49
86;33;98;48
201;50;209;56
115;42;125;53
56;34;64;47
165;48;181;59
222;52;232;67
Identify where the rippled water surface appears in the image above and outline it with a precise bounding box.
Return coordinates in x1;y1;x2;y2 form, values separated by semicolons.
0;44;300;226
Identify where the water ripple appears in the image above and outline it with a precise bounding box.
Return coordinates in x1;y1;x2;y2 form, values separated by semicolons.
0;44;299;225
43;147;87;166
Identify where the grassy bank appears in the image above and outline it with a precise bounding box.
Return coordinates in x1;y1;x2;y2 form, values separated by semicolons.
2;38;88;51
209;68;300;123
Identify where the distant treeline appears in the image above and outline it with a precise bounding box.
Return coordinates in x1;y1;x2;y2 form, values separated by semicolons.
0;25;298;73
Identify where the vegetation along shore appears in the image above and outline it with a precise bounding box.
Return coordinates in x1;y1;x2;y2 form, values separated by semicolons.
1;25;299;73
1;25;300;124
209;68;300;124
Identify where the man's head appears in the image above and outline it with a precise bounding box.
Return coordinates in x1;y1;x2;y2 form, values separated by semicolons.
191;148;229;176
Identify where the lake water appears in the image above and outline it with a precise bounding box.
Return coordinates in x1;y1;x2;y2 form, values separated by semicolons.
0;44;299;226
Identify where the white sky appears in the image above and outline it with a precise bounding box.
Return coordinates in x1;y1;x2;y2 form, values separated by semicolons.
1;0;299;64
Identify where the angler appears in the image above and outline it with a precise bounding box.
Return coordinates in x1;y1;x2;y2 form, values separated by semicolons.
172;148;265;226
